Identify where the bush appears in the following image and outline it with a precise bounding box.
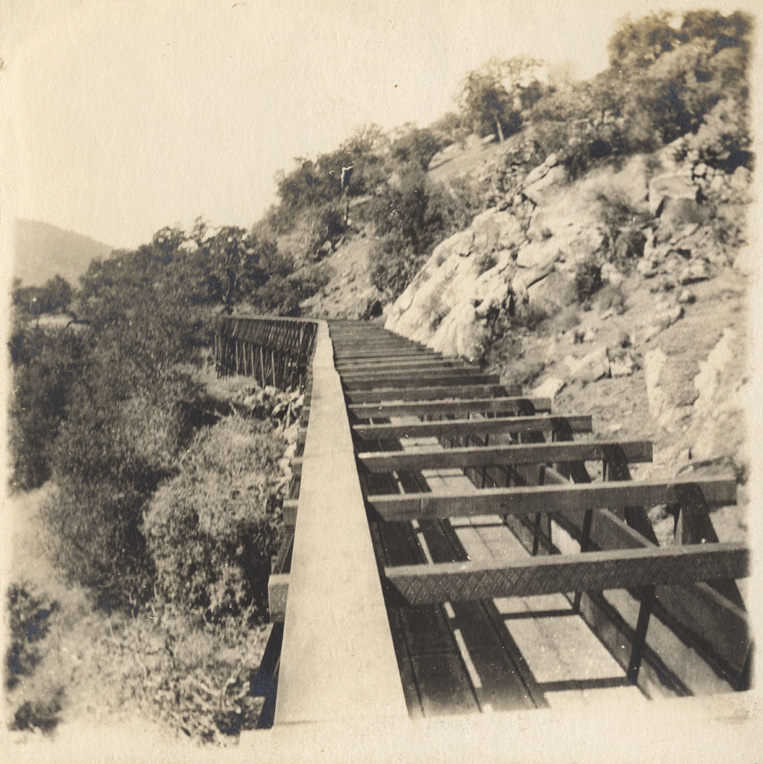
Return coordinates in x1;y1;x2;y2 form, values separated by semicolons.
369;169;485;301
6;584;58;691
574;259;604;303
9;325;87;490
370;233;426;302
43;369;205;607
143;418;286;623
11;693;64;734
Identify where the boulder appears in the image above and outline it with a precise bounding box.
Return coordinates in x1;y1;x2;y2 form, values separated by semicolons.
523;165;567;205
729;166;752;195
564;346;610;384
516;239;561;270
693;329;735;414
470;208;525;253
644;348;672;426
648;172;698;216
657;198;710;236
512;264;554;293
523;153;559;187
611;154;650;207
609;349;637;377
532;377;566;399
526;271;576;313
430;302;487;362
678;260;711;285
689;330;748;466
693;162;708;178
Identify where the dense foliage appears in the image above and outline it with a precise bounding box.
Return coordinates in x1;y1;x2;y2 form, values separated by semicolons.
369;169;486;300
523;10;753;178
144;418;285;622
10;217;308;611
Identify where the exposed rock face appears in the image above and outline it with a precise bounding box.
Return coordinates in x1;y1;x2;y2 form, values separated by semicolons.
689;329;748;468
386;144;740;364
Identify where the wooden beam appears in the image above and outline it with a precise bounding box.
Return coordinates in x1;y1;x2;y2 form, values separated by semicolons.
336;352;449;364
384;544;749;605
336;361;469;374
352;414;593;441
341;371;500;390
344;383;521;403
295;437;637;476
366;477;737;521
334;349;440;360
349;396;551;419
270;543;750;620
357;440;653;473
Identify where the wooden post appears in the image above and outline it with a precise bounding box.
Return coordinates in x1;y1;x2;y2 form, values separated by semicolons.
627;586;656;684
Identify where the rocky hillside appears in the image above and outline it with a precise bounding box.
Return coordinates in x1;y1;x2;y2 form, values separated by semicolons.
380;136;752;543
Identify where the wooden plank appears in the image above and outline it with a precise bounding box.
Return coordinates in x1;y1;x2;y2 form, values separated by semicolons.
385;544;749;604
273;321;407;725
367;477;737;521
336;354;449;368
358;440;653;473
345;383;521;403
337;361;470;375
349;396;551;419
271;542;750;617
340;365;486;378
342;371;500;390
353;414;593;441
334;349;440;359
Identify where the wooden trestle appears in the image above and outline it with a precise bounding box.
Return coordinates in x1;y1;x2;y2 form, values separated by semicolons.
215;317;751;728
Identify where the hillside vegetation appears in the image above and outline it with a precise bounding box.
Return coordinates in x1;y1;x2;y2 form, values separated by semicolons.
6;8;753;744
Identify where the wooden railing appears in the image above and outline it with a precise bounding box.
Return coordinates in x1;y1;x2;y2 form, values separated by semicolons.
214;315;318;391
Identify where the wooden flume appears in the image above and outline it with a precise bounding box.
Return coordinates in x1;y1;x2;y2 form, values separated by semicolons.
215;317;751;726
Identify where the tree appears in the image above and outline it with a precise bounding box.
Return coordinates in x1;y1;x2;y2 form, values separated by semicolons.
458;57;545;142
198;227;275;314
607;12;678;70
390;124;444;170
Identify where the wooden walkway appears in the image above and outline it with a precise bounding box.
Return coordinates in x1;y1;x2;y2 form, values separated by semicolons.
215;317;751;728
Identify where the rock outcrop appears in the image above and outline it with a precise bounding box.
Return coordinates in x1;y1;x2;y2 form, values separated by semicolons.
386;135;750;364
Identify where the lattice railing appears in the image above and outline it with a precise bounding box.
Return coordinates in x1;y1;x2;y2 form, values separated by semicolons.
214;316;318;391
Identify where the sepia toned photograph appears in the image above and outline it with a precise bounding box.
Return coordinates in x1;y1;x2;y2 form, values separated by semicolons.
1;1;760;761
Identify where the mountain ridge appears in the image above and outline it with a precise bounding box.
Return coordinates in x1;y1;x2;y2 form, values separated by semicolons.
13;218;114;287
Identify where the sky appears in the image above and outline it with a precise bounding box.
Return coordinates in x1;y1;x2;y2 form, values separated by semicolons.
0;0;757;251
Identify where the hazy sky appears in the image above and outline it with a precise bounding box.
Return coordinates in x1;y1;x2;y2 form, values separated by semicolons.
1;0;755;250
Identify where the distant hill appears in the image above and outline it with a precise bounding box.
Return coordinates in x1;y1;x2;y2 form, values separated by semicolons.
13;219;114;286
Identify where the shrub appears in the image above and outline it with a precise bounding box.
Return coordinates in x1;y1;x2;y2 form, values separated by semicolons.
143;418;286;623
43;369;205;607
11;693;64;734
9;325;87;490
369;170;485;301
370;234;425;302
574;258;604;303
6;584;58;691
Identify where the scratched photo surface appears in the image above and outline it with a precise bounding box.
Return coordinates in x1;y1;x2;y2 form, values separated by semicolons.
1;1;760;762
